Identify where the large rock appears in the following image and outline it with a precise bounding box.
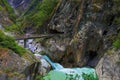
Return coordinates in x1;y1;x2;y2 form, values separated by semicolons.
44;0;113;68
96;50;120;80
63;22;104;67
0;47;41;80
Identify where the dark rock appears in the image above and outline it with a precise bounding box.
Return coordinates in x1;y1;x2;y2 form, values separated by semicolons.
45;0;114;68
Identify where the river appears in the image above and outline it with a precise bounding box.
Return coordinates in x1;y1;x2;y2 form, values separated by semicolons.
18;39;98;80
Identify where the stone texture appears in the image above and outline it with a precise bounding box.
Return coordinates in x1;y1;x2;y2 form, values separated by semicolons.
96;50;120;80
44;0;113;68
0;47;41;80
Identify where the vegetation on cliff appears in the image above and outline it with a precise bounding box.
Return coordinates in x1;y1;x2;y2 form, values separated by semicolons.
113;32;120;49
0;0;16;22
0;30;26;55
2;0;59;34
22;0;59;28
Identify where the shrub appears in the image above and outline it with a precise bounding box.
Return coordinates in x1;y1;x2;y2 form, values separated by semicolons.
82;73;98;80
0;30;26;55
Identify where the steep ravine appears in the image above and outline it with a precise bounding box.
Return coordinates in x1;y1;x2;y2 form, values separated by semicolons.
24;0;120;80
18;39;98;80
0;0;120;80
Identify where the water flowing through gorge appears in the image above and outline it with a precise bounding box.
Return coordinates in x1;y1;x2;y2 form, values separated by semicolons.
18;39;98;80
41;55;97;80
0;0;120;80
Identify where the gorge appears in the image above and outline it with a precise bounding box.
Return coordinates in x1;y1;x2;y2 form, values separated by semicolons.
0;0;120;80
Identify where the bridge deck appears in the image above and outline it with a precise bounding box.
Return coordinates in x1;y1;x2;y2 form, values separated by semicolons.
15;34;55;40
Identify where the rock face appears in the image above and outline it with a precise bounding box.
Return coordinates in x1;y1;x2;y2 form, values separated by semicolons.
43;0;114;67
7;0;33;15
0;0;120;80
0;47;41;80
0;1;13;27
96;50;120;80
8;0;32;8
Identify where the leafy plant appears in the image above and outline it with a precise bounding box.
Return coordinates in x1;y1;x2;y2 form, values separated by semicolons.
82;73;98;80
36;75;44;80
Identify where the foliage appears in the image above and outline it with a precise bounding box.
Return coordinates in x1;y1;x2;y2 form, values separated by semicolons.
82;73;98;80
0;0;16;21
4;24;23;34
113;32;120;49
21;0;59;28
36;75;44;80
114;17;120;25
0;30;26;55
1;0;59;33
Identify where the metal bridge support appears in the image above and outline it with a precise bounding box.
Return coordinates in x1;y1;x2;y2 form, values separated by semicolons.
24;39;27;48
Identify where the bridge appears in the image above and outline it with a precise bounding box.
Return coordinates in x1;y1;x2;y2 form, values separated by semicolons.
15;34;55;40
15;34;55;48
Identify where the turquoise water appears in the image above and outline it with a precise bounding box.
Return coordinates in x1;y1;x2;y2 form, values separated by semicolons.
42;55;64;70
42;55;98;80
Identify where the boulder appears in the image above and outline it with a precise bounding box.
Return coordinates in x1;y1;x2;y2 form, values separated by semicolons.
96;50;120;80
0;47;41;80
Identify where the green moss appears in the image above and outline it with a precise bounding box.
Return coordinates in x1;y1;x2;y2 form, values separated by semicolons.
0;30;26;55
0;5;3;10
22;52;40;63
113;32;120;49
107;49;113;55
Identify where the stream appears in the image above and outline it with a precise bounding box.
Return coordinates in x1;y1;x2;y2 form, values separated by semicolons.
18;39;98;80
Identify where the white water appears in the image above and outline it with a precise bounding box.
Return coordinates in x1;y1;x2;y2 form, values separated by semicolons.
18;39;97;80
42;55;64;70
42;55;97;80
